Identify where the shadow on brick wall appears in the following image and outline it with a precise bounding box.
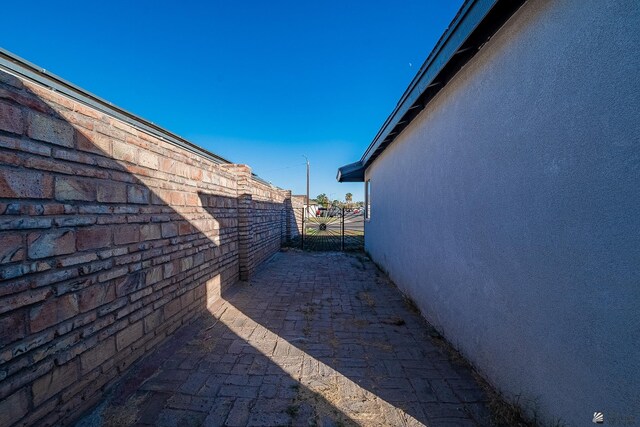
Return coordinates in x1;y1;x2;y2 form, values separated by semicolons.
0;71;348;426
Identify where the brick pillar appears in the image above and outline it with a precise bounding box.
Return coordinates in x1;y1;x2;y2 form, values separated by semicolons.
225;164;254;281
283;190;292;243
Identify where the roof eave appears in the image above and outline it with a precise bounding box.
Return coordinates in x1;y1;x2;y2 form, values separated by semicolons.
336;161;365;183
337;0;527;181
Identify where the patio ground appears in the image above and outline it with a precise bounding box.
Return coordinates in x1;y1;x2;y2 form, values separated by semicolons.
76;250;495;427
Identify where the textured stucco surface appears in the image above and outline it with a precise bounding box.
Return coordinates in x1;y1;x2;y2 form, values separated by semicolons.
364;0;640;425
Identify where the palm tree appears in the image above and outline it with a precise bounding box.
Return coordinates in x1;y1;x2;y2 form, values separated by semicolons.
345;192;353;209
316;193;329;207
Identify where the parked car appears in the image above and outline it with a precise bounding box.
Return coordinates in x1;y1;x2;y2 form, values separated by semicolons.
327;207;342;217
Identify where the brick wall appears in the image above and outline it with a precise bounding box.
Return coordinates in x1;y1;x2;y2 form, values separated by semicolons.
249;180;289;273
0;69;299;426
290;195;306;236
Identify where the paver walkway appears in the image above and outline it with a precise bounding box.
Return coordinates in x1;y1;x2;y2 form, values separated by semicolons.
78;251;493;427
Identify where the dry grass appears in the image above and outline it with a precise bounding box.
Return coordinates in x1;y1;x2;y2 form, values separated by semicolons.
102;393;147;427
299;304;316;316
358;339;393;352
183;335;216;353
293;378;359;427
429;332;542;426
353;318;370;328
299;302;318;337
328;336;340;350
380;316;406;326
481;389;566;426
285;403;300;416
402;295;421;315
485;392;538;427
350;254;368;271
356;291;376;307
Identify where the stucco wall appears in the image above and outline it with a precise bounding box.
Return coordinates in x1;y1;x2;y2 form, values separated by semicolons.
364;0;640;425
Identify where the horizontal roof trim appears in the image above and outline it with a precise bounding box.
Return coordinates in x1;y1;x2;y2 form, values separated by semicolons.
0;49;285;189
0;48;233;165
337;0;526;182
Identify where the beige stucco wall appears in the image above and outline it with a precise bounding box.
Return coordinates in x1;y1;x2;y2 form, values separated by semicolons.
364;0;640;425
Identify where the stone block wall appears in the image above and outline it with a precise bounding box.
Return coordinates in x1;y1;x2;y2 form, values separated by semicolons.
0;68;298;426
289;195;306;236
249;180;290;273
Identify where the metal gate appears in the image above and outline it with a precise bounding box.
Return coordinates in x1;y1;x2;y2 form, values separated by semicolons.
295;207;364;251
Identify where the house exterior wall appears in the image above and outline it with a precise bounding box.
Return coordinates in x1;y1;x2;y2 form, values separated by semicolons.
364;0;639;425
0;68;298;425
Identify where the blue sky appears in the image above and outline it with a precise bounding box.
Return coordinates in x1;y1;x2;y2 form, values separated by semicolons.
2;0;463;202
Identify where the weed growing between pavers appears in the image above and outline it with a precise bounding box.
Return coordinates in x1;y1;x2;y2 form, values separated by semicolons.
101;393;147;427
402;294;421;315
380;316;406;326
356;291;376;307
285;403;300;416
358;251;549;426
353;318;370;328
77;251;527;427
380;267;539;424
288;377;359;427
299;301;319;338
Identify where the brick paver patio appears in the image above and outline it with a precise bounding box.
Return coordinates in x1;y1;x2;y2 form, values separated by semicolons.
78;251;493;427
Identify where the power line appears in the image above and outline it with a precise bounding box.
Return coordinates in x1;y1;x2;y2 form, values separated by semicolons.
258;162;307;174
